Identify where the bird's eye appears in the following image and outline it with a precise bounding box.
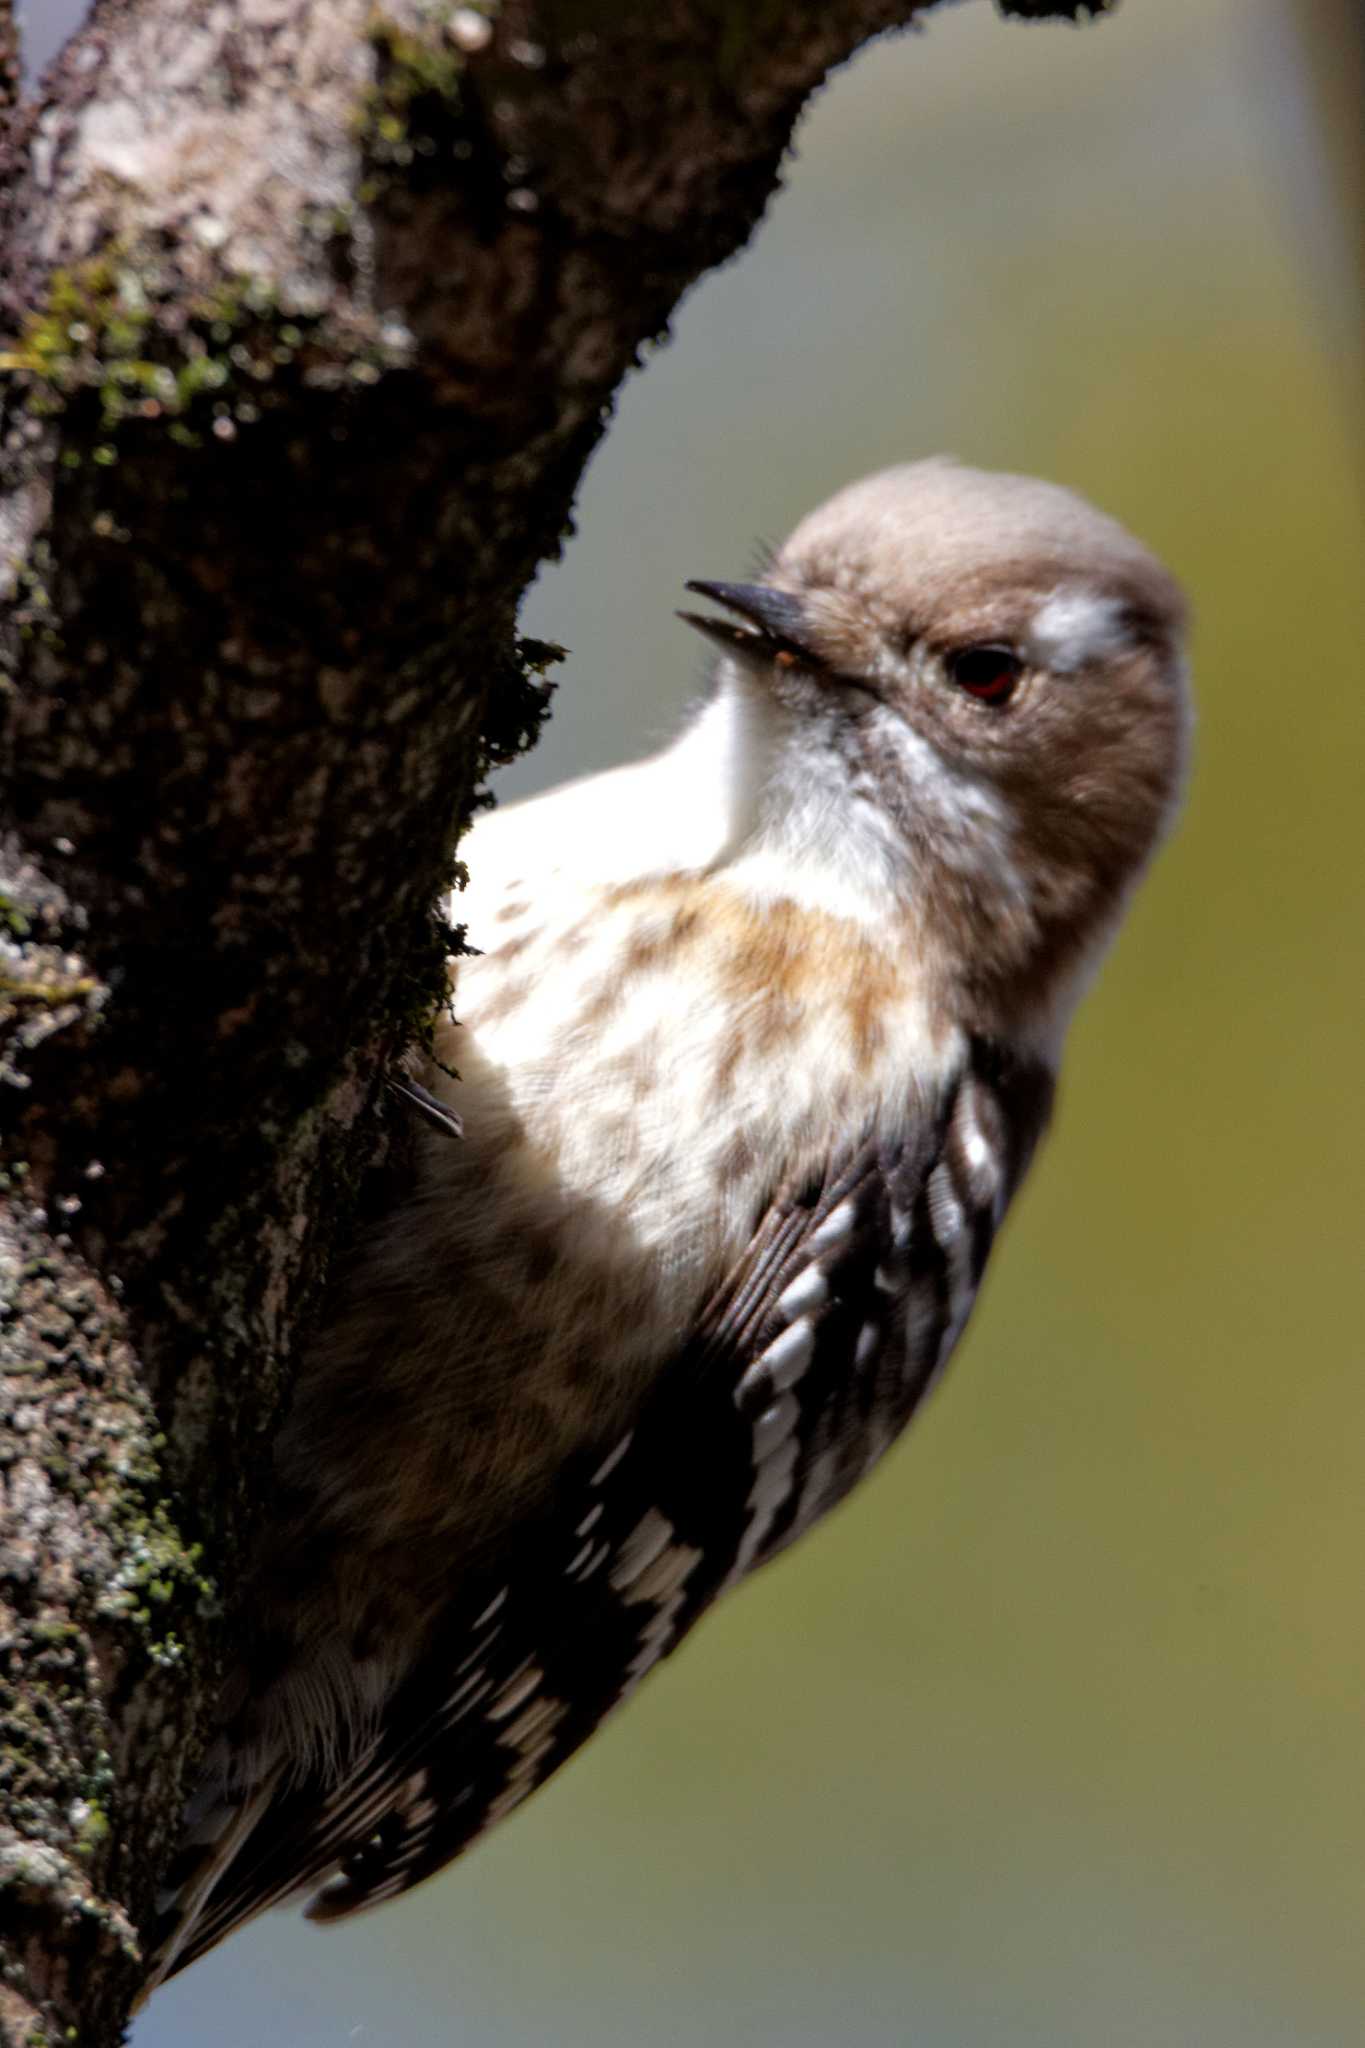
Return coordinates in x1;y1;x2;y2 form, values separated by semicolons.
946;644;1023;706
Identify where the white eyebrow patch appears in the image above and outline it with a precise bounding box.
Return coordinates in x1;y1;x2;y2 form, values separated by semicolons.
1029;588;1130;672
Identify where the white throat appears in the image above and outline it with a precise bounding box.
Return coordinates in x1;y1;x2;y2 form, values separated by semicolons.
461;672;906;935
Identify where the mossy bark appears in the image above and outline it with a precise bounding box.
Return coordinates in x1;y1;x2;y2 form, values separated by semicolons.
0;0;1101;2039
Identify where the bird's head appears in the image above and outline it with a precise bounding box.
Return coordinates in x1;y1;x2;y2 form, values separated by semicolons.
679;458;1190;1037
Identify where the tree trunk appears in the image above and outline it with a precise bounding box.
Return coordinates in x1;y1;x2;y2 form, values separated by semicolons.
0;1;1098;2038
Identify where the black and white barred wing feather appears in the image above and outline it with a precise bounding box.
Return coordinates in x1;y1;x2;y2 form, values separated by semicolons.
158;1042;1050;1979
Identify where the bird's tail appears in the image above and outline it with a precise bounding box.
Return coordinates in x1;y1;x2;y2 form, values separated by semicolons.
134;1756;286;2008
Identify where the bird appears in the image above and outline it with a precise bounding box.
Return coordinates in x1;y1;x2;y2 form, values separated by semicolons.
144;457;1190;1990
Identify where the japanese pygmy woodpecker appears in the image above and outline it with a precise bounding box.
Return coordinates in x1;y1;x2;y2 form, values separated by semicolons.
147;457;1190;1986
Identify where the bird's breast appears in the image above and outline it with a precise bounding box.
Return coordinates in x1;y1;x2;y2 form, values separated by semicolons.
438;875;961;1343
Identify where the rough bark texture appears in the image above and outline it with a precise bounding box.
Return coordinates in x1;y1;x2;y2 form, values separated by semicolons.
0;0;1102;2040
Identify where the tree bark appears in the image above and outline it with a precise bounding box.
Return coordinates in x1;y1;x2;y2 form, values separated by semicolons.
0;0;1100;2039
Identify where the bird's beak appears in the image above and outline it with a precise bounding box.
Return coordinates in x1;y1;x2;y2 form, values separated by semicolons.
676;580;824;669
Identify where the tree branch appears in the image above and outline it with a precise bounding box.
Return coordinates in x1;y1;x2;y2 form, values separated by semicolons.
0;0;1103;2039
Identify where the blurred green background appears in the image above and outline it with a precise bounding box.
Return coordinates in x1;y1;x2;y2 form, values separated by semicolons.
29;0;1365;2041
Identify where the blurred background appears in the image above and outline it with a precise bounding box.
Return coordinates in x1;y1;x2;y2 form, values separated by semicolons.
24;0;1365;2041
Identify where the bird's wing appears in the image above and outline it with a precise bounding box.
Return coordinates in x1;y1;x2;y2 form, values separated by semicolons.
154;1038;1051;1979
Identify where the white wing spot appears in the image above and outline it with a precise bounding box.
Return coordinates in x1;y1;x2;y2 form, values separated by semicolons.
622;1543;704;1688
752;1393;800;1462
733;1434;801;1578
809;1198;859;1251
609;1508;675;1592
504;1696;563;1747
627;1540;700;1606
740;1315;815;1401
962;1123;991;1174
488;1663;542;1721
485;1693;570;1825
472;1587;508;1628
775;1264;828;1321
926;1163;965;1255
955;1085;1003;1207
854;1320;880;1371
